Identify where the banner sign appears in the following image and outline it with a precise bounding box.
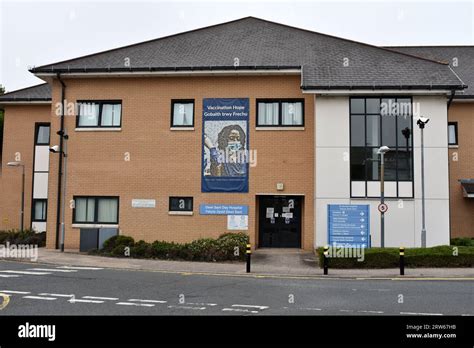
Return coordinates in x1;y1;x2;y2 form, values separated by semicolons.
328;204;370;248
202;98;249;192
199;204;248;215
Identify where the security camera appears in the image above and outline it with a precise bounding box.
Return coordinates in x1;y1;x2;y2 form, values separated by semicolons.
49;145;60;153
417;116;430;129
377;146;391;154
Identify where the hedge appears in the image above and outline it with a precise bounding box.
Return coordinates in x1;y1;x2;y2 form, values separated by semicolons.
94;232;249;262
316;245;474;268
0;229;46;247
451;238;474;247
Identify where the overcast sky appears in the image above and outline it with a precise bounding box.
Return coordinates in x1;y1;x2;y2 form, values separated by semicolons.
0;0;472;91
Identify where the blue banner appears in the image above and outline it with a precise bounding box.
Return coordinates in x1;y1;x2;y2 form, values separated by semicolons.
202;98;249;192
327;204;370;248
199;204;249;215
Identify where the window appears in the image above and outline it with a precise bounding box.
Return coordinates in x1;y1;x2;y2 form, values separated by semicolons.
77;101;122;128
73;196;119;224
169;197;193;212
350;97;413;197
256;99;304;126
448;122;458;146
35;124;50;145
171;100;194;127
32;199;47;222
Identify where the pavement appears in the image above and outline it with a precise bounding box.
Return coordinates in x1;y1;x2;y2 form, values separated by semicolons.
3;247;471;280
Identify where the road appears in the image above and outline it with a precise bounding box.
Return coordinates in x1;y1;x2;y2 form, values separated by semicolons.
0;260;473;316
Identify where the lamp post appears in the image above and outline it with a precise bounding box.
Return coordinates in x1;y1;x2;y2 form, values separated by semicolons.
7;161;25;231
50;130;69;252
377;146;390;248
417;117;430;248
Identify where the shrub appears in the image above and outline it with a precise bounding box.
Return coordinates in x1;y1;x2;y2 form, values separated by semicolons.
0;229;46;247
102;235;135;253
451;238;474;247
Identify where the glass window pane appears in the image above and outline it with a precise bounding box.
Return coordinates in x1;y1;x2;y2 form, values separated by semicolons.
381;114;396;147
101;104;121;126
350;147;366;181
282;102;303;125
380;98;395;117
367;148;380;181
36;126;50;145
78;103;100;126
170;197;193;211
366;98;380;114
448;124;457;145
384;151;397;181
397;98;412;117
258;102;279;125
75;198;87;222
173;103;193;126
350;115;365;146
98;198;118;223
397;115;412;148
397;149;413;181
366;115;380;146
34;200;46;221
350;98;364;114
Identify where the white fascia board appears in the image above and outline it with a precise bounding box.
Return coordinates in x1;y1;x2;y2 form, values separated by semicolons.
0;101;51;105
302;89;453;96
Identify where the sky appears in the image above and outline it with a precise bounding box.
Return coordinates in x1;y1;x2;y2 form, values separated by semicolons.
0;0;473;92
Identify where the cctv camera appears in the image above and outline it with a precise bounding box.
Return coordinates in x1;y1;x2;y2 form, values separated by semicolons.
49;145;60;153
417;116;430;129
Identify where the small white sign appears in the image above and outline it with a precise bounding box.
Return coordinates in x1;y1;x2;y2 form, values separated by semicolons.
227;215;248;230
266;207;274;218
282;213;293;219
132;199;156;208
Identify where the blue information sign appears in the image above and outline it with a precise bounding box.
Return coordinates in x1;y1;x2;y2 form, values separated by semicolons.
327;204;370;248
199;204;248;215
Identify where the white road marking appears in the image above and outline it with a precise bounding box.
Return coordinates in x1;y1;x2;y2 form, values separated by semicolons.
0;274;20;278
340;309;354;312
168;305;206;310
461;314;473;316
70;299;104;304
28;268;77;273
128;299;167;304
0;270;51;275
300;307;322;311
23;296;57;301
400;312;443;316
117;302;154;307
186;302;217;306
222;308;259;314
0;290;30;294
358;310;384;314
56;266;103;270
82;296;119;301
39;293;74;298
231;304;269;310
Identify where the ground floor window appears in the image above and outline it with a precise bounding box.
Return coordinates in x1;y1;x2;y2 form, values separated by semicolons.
448;122;458;145
169;197;193;212
73;196;119;224
32;199;47;222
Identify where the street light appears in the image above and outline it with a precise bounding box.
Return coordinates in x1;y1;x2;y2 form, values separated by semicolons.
417;116;430;248
7;161;25;231
377;146;390;248
50;131;69;252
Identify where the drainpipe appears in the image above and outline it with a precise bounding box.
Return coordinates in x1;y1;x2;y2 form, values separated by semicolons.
447;90;455;109
55;73;66;249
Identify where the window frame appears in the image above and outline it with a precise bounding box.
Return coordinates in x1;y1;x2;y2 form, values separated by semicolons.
32;199;47;222
169;196;193;212
35;123;51;145
72;196;120;224
170;99;195;128
349;97;414;199
448;122;458;146
76;100;122;129
256;99;305;127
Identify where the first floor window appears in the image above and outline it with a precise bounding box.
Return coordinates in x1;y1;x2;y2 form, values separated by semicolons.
74;196;119;224
32;199;47;222
77;101;122;128
35;124;50;145
169;197;193;212
171;100;194;127
257;99;304;126
448;122;458;145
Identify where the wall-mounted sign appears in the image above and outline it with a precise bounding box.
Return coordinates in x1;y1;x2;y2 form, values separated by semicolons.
202;98;249;193
200;204;248;215
132;199;156;208
328;204;370;248
227;215;248;230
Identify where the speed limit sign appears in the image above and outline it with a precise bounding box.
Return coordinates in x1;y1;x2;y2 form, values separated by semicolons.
378;203;388;213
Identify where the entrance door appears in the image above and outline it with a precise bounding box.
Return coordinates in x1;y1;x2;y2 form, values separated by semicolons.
258;196;302;248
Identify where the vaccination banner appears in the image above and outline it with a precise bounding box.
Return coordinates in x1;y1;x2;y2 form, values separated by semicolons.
202;98;249;192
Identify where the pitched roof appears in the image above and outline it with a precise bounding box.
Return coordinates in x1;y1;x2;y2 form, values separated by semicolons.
30;17;464;91
385;46;474;98
0;83;51;102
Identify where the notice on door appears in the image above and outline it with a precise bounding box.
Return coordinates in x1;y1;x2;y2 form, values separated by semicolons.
266;207;274;218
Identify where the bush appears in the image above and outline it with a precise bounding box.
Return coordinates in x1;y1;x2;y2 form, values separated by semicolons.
0;229;46;247
316;245;474;268
95;232;248;262
451;238;474;247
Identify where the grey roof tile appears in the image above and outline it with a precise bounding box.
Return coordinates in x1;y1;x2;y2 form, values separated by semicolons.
0;83;51;102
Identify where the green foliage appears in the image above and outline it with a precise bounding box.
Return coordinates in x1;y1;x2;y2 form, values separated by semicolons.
316;245;474;268
97;232;248;262
451;238;474;247
0;229;46;247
